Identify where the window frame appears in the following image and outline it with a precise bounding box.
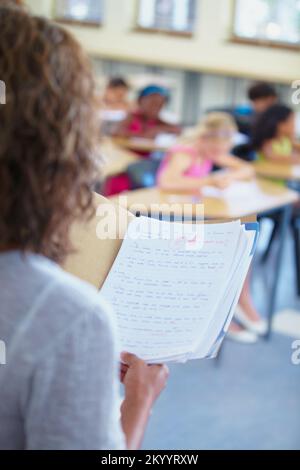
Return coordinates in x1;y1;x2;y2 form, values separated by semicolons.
134;0;196;37
230;0;300;51
54;0;103;27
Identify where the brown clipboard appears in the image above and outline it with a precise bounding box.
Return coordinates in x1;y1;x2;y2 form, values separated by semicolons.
63;193;134;289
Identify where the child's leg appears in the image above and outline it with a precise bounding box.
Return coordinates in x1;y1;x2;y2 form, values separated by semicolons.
238;272;261;322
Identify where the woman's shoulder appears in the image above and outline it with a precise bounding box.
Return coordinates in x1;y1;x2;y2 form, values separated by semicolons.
0;252;117;369
44;259;114;331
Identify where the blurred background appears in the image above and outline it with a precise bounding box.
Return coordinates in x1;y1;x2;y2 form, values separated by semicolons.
25;0;300;126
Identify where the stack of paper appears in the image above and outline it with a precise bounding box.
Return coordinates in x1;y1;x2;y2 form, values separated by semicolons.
101;217;258;363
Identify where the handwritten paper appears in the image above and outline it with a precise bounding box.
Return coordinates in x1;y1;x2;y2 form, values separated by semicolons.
101;217;257;363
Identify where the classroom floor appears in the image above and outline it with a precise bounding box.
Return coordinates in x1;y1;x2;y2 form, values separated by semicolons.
143;220;300;450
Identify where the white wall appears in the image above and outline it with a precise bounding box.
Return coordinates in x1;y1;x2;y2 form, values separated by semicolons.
25;0;300;85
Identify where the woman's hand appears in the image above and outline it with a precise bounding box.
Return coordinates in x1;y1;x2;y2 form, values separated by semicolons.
211;173;233;189
120;352;169;450
120;352;169;408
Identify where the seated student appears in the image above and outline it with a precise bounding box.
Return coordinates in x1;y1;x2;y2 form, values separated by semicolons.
102;77;131;112
222;82;278;139
252;104;300;164
114;84;181;140
0;8;168;450
158;112;266;343
248;82;278;115
158;112;254;192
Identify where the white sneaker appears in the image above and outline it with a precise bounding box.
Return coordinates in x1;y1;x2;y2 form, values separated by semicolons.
235;305;268;336
227;328;258;344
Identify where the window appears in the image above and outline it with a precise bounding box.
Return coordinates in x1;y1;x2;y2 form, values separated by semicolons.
233;0;300;47
55;0;103;25
137;0;196;34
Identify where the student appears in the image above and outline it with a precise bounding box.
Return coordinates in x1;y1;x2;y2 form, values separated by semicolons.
158;113;267;342
248;82;278;115
252;104;300;164
158;113;254;192
102;77;131;112
0;8;168;450
115;84;181;140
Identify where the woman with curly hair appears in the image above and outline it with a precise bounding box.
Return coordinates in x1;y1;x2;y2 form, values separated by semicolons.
0;7;168;450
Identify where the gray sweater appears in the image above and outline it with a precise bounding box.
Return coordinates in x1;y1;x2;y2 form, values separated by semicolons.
0;251;125;450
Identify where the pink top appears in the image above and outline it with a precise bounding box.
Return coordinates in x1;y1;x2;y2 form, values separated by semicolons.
128;112;160;135
157;145;213;184
125;111;163;157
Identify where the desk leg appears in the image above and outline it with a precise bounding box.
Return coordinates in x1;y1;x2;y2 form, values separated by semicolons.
292;223;300;296
266;204;292;338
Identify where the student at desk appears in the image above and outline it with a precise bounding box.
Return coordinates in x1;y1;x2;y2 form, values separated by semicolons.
114;85;181;142
0;8;168;450
158;113;253;192
101;77;131;112
252;104;300;165
158;112;267;343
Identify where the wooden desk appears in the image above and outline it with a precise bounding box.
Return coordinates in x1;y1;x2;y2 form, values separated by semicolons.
111;137;173;154
100;138;139;179
110;178;299;220
254;161;300;182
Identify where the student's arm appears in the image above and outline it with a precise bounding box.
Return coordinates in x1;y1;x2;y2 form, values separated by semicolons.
120;353;169;450
159;152;219;192
292;140;300;161
260;141;300;164
157;120;182;135
215;154;255;181
137;123;181;139
113;116;134;138
293;140;300;152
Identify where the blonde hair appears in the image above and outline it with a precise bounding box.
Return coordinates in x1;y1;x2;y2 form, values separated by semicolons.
181;112;237;144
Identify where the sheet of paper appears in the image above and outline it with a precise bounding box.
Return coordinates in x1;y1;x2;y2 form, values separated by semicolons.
191;229;255;359
292;165;300;178
202;180;285;216
101;218;245;362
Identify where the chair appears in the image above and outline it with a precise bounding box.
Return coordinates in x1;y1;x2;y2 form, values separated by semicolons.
231;143;256;162
127;159;161;190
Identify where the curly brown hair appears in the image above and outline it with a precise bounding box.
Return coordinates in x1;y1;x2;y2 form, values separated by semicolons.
0;8;101;262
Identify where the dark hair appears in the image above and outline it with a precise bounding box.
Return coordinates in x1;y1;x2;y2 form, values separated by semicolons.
252;104;293;150
107;77;129;89
248;82;278;102
0;8;100;262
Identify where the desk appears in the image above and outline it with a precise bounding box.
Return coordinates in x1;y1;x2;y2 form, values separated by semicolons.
110;178;298;220
111;136;175;154
110;179;299;336
100;138;139;179
254;161;300;182
254;161;300;298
